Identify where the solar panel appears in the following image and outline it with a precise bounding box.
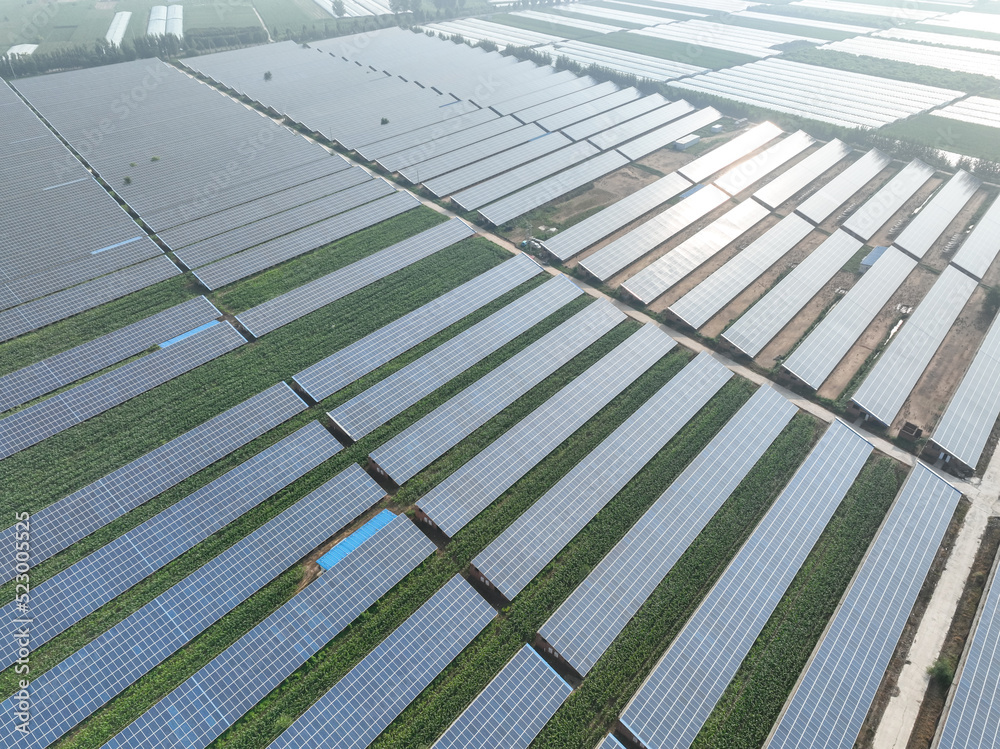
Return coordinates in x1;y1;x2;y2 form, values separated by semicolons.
935;537;1000;748
402;124;553;186
796;149;891;225
851;265;978;426
714;131;815;197
103;514;435;749
451;141;598;212
329;274;582;441
0;382;305;585
479;151;631;227
472;352;733;600
514;80;619;124
600;736;627;749
417;323;674;537
237;218;475;337
369;298;626;485
679;122;784;183
892;170;980;259
950;191;1000;280
0;255;181;343
619;420;873;749
841;159;935;242
0;296;218;413
587;100;696;150
668;213;814;329
539;173;692;262
622;199;771;306
158;165;366;251
0;421;341;672
723;230;863;358
766;464;958;749
293;254;542;402
617;107;722;161
192;191;421;290
782;248;916;390
541;385;796;675
1;463;383;749
752;139;852;210
929;308;1000;472
360;107;499;163
536;87;643;132
268;575;496;749
422;132;574;199
580;185;730;282
0;321;245;460
433;645;571;749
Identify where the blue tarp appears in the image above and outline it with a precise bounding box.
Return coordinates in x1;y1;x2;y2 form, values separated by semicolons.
317;509;396;570
679;184;705;199
160;320;218;348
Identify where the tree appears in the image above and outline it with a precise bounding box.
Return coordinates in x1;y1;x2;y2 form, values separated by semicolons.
264;70;272;81
380;117;389;125
332;0;345;16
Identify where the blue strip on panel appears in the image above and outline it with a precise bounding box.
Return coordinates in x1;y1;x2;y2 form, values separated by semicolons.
43;176;89;191
160;320;219;347
318;509;396;570
91;236;143;254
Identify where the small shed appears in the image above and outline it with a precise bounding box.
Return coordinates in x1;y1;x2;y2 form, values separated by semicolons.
674;134;700;151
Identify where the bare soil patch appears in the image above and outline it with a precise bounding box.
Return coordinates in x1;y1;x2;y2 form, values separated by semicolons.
920;189;989;274
816;265;937;401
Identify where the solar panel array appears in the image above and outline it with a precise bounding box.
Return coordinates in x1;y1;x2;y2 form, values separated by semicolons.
934;96;1000;129
617;108;722;161
678;122;784;183
173;178;396;269
587;100;696;151
672;59;960;128
622;199;771;306
0;296;218;412
535;87;644;134
796;149;891;225
452;141;599;212
580;185;730;282
370;298;624;484
668;213;815;329
2;463;382;749
472;352;733;600
563;95;673;142
752;139;852;210
935;541;1000;748
418;323;674;537
540;173;692;262
329;274;582;441
541;385;797;676
600;736;627;749
0;321;245;460
714;131;816;197
236;218;475;336
415;127;566;193
930;309;1000;471
619;420;873;749
193;191;422;290
268;575;496;749
822;37;1000;80
366;109;503;167
480;151;631;226
105;514;435;749
841;159;935;242
783;247;917;390
0;382;306;584
852;265;978;426
433;645;572;749
723;229;864;358
293;254;542;402
0;421;341;672
892;170;980;259
0;255;181;344
0;81;166;331
950;192;1000;280
766;464;959;749
535;40;707;82
632;20;822;57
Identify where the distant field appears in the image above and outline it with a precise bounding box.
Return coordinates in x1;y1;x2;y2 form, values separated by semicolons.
0;0;280;54
883;112;1000;162
593;30;758;70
